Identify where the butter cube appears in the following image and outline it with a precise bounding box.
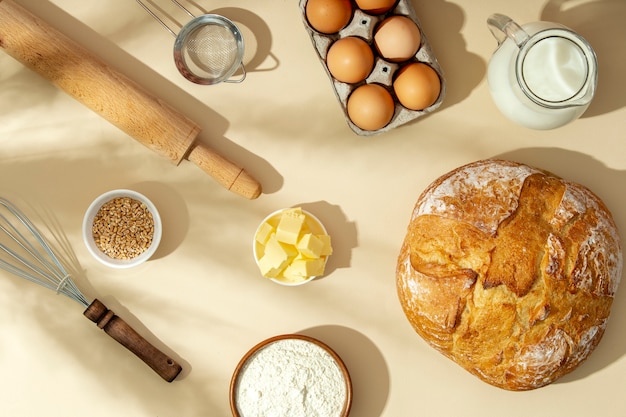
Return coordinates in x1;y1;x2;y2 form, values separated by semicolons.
255;222;275;245
283;258;326;280
297;233;324;259
265;234;298;259
276;208;305;244
257;235;297;278
281;267;308;283
282;262;308;282
317;234;333;256
257;254;289;278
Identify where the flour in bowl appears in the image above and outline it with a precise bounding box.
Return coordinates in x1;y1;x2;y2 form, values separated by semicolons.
235;338;348;417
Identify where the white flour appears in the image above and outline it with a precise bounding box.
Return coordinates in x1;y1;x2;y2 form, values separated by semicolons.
235;338;348;417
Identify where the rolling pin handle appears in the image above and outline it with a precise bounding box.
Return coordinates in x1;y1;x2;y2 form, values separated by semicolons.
186;142;262;200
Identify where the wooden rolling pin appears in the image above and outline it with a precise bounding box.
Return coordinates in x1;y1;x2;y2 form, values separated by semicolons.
0;0;261;199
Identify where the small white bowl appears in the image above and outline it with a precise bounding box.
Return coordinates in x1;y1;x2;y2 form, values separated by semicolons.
82;189;162;268
253;208;330;286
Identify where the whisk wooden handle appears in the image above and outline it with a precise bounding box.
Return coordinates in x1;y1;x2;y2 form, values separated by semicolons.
83;299;182;382
0;0;262;200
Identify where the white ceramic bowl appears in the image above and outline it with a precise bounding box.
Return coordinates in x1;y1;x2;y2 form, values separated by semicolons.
253;208;330;286
229;334;352;417
82;189;162;268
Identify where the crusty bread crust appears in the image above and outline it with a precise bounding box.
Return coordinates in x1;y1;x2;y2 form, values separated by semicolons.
396;159;622;390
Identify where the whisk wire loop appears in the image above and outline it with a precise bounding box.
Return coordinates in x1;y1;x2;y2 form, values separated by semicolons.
0;197;89;307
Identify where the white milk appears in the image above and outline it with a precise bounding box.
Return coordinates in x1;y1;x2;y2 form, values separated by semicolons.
487;22;593;130
522;37;587;102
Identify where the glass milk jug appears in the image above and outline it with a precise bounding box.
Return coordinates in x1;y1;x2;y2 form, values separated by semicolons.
486;13;598;130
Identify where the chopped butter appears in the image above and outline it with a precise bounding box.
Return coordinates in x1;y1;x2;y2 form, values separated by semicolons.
275;208;305;244
297;233;324;259
283;258;326;280
255;222;275;245
265;234;298;260
255;207;333;282
257;234;298;278
317;234;333;256
257;254;289;278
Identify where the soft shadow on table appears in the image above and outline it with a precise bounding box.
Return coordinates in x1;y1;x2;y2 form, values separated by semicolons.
5;1;281;194
540;0;626;117
130;181;189;261
210;7;280;75
300;325;389;417
298;201;358;278
410;0;487;110
494;147;626;383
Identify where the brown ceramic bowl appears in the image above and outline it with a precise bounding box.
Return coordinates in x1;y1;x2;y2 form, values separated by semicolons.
229;334;352;417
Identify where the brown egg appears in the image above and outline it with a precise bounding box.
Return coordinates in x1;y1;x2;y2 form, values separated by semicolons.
355;0;397;15
374;15;421;62
347;84;395;131
393;62;441;110
306;0;353;34
326;37;375;84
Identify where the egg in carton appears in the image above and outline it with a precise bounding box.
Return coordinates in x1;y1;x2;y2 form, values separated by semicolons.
299;0;446;136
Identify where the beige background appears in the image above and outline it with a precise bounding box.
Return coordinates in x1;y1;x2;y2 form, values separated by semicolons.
1;0;625;416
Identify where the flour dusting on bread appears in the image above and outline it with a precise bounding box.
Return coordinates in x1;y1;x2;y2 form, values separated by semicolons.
415;160;540;235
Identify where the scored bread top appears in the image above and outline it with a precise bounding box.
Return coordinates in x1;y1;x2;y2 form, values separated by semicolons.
397;159;623;390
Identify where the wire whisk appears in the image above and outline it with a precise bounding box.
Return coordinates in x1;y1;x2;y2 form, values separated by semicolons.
0;197;182;382
0;198;89;306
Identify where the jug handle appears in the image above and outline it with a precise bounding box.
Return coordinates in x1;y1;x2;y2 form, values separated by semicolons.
487;13;530;47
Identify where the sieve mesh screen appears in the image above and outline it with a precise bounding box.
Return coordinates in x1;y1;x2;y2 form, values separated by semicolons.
182;24;240;78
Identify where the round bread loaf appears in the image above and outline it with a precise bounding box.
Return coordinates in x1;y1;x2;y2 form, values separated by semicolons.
396;159;622;390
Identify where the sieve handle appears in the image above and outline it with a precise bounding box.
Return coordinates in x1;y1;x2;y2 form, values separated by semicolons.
0;0;262;200
83;299;182;383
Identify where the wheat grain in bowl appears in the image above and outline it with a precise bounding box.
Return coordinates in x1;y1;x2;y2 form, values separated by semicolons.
82;189;162;268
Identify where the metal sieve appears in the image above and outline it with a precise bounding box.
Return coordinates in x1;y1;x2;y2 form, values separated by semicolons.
136;0;246;85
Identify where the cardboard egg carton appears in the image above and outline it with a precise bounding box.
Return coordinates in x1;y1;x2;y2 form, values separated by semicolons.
299;0;446;136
